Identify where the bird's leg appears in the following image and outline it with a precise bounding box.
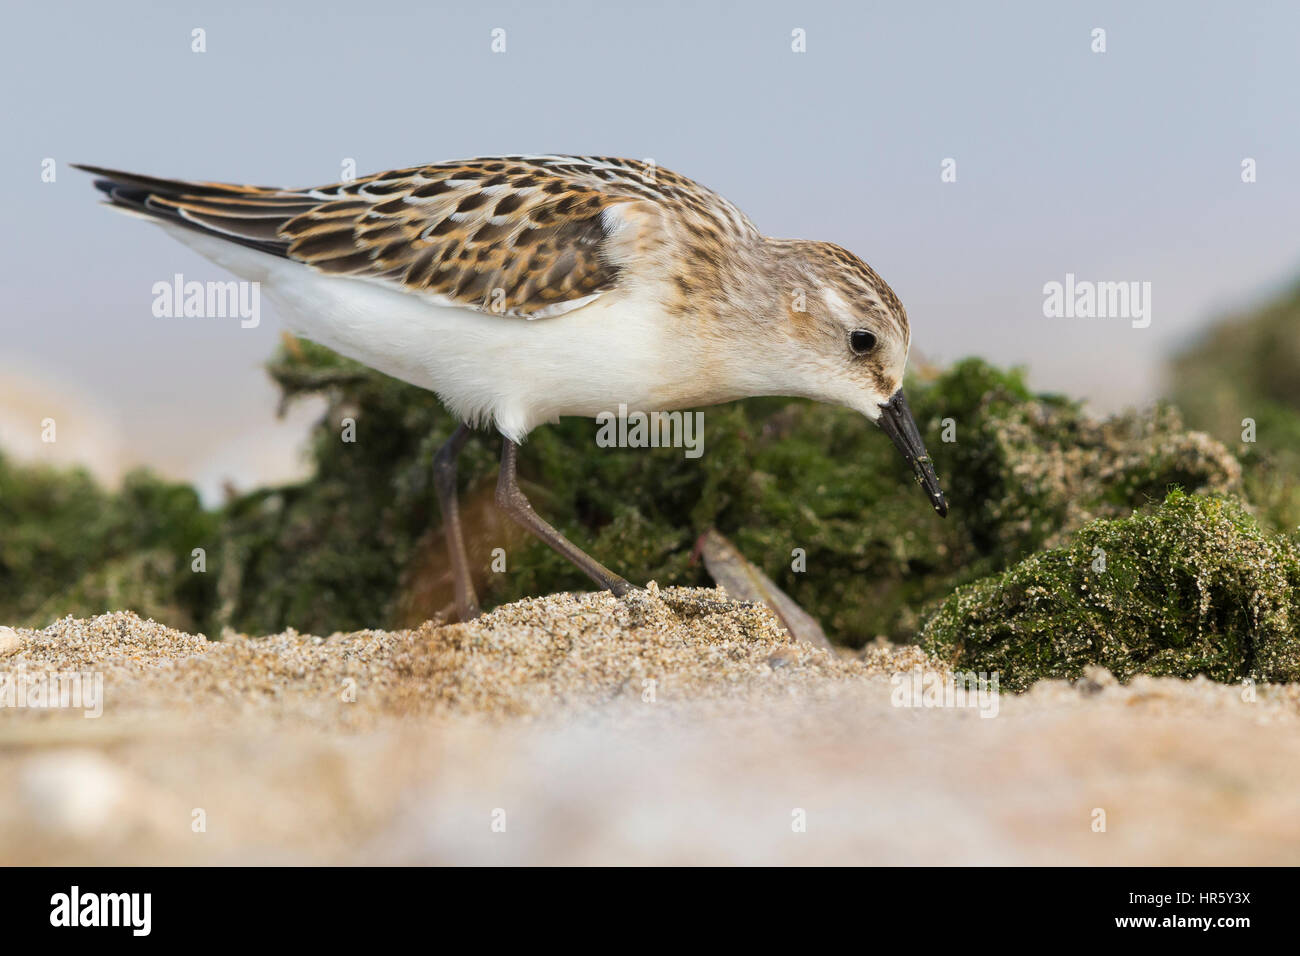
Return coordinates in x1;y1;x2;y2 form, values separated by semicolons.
433;423;480;621
495;436;634;596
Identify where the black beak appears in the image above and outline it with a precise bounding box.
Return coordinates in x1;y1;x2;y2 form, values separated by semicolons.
876;390;948;517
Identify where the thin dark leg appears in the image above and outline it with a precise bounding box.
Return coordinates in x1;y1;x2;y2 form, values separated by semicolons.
433;423;480;621
495;436;634;596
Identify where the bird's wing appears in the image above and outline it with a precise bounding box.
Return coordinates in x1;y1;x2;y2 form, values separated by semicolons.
74;156;754;319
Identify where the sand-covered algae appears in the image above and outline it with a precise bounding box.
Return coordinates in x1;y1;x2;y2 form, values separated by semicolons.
921;490;1300;690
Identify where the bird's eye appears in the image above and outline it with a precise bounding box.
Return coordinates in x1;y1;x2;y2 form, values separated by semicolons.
849;329;877;355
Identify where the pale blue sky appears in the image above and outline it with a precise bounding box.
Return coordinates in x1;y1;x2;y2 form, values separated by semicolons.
2;0;1297;497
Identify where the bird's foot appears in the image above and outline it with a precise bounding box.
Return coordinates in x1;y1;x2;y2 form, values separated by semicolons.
457;597;482;623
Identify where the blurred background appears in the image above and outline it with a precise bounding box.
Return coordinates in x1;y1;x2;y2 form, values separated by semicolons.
2;0;1298;501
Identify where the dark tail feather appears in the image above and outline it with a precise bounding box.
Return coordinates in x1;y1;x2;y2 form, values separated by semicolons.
71;164;313;258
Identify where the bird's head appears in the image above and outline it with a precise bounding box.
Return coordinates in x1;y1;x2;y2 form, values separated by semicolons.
763;238;948;517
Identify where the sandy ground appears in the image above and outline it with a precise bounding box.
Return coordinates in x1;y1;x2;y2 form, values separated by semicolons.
2;585;1298;865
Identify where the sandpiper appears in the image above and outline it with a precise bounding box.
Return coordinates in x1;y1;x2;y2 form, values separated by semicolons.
75;156;947;621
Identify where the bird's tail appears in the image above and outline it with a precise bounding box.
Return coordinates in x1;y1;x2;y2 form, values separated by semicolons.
71;163;322;258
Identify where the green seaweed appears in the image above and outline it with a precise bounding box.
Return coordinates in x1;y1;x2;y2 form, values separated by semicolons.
0;458;217;631
205;345;1242;644
0;339;1277;682
1169;279;1300;532
921;491;1300;690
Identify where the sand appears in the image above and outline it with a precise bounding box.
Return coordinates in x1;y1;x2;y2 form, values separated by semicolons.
2;586;1298;865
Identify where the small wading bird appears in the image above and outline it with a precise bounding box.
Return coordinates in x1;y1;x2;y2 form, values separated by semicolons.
75;156;947;621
